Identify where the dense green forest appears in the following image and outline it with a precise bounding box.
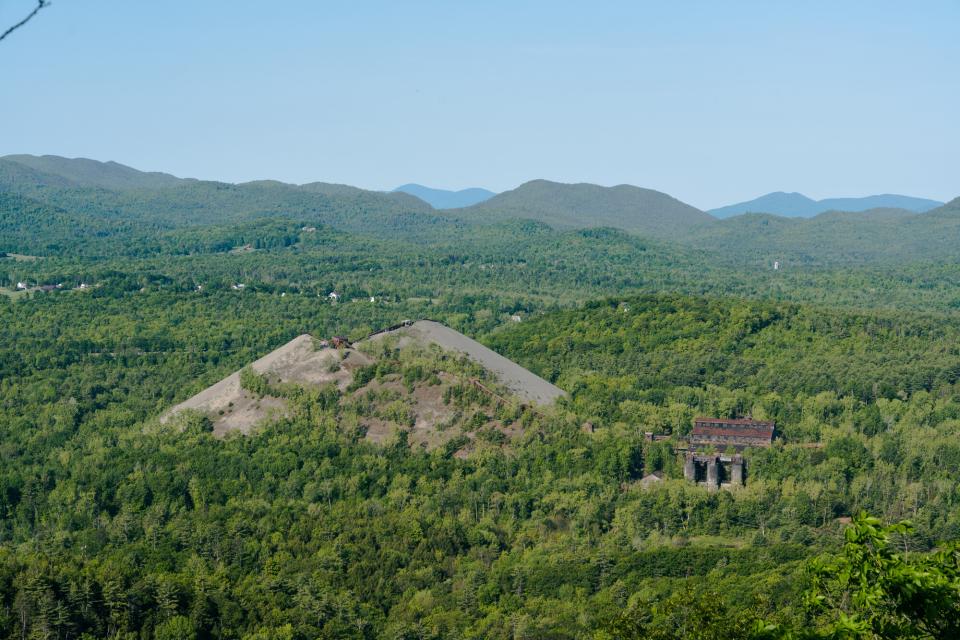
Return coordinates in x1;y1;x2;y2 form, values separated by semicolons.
2;156;960;638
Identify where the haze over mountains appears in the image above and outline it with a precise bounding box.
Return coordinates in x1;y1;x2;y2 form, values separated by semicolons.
394;184;495;209
687;197;960;265
709;191;943;219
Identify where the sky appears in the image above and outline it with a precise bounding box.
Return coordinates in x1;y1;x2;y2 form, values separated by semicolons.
1;0;957;209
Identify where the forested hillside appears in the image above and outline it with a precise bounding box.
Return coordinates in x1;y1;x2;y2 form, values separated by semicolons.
1;154;185;190
3;156;960;638
457;179;713;238
3;284;960;638
684;198;960;266
3;155;959;270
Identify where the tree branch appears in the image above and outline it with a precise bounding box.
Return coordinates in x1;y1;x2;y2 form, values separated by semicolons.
0;0;50;44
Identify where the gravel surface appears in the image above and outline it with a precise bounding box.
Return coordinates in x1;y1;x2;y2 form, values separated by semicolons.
163;334;370;435
368;320;566;406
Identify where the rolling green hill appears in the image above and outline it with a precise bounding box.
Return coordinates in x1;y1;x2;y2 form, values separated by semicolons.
0;162;459;244
0;154;186;190
683;198;960;266
0;191;157;256
3;155;960;279
457;179;714;238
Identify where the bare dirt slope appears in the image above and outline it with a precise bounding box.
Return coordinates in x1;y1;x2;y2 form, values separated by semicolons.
365;320;566;405
162;334;371;436
163;321;561;445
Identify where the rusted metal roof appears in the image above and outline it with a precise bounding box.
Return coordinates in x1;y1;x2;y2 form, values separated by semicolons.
691;428;772;439
694;417;774;427
691;417;775;443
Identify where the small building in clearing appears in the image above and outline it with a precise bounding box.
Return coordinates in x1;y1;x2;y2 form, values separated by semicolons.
638;471;664;489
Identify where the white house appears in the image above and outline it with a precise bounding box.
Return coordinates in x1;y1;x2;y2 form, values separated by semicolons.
232;283;246;291
16;282;28;290
328;291;340;301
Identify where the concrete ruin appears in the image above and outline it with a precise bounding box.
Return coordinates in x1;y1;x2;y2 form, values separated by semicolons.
690;417;774;450
683;452;745;489
683;418;775;489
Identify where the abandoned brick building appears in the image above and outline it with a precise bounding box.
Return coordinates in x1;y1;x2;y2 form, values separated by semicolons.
690;417;775;450
683;418;775;489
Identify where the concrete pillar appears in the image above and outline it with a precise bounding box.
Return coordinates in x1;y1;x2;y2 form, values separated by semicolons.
684;452;696;482
731;456;744;486
706;456;719;489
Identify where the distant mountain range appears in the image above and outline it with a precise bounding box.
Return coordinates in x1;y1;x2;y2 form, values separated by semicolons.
394;184;495;209
459;179;713;238
0;156;714;241
4;154;960;266
709;192;943;219
0;155;445;249
686;197;960;265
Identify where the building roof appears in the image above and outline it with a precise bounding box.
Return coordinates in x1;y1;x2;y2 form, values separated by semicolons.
694;417;775;427
638;472;664;488
691;427;772;439
690;417;775;443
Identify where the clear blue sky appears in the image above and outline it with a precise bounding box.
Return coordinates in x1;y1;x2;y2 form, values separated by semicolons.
1;0;957;208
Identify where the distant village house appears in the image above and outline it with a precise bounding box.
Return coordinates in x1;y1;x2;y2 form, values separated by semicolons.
638;471;664;489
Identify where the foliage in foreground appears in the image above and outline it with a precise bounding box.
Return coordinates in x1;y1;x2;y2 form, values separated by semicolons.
603;514;960;639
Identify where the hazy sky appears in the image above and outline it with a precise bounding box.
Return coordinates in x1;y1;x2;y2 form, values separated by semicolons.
1;1;957;208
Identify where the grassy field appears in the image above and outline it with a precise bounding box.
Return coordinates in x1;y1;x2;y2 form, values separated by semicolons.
0;287;27;299
1;253;40;261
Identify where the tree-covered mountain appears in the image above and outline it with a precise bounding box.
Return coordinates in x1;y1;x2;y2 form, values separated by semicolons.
6;157;960;637
0;162;461;245
457;179;714;238
709;191;943;218
394;183;496;209
684;197;960;266
3;155;960;275
0;154;186;190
